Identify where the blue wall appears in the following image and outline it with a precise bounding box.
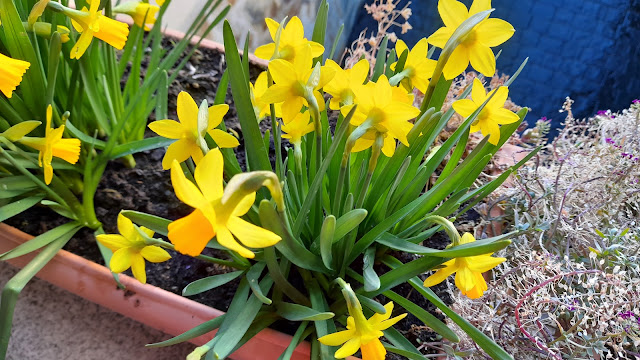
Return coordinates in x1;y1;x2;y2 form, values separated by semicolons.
347;0;640;129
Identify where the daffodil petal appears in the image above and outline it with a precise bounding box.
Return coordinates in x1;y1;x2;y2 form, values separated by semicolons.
369;302;394;324
471;78;488;104
487;86;509;109
334;337;361;359
117;212;137;240
352;138;374;153
482;119;501;145
452;99;478;118
493;107;520;125
268;60;297;87
455;266;476;292
177;91;199;130
215;226;255;258
317;329;356;346
469;44;496;77
194;148;224;202
438;0;469;29
255;43;276;60
381;137;396;157
96;234;129;252
140;246;171;263
265;17;279;40
168;209;215;257
469;0;491;16
148;120;184;139
231;192;256;216
395;39;409;59
170;159;207;208
161;140;187;170
208;104;229;129
427;26;454;49
227;216;281;248
110;248;133;273
442;44;469;79
130;253;147;283
475;18;515;47
468;255;506;272
423;260;458;287
209;129;239;148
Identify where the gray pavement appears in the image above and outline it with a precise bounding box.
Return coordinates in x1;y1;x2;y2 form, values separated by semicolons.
0;261;194;360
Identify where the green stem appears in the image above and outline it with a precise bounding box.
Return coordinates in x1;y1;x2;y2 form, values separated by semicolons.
423;215;461;246
388;68;412;87
264;247;310;306
145;238;249;269
355;133;383;209
332;122;372;215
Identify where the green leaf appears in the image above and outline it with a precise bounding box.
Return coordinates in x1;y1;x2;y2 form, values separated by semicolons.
0;176;37;199
277;322;310;360
121;210;171;236
382;327;424;359
0;222;80;261
319;215;336;270
109;137;175;160
376;232;512;258
246;263;271;305
182;271;244;297
276;302;334;321
363;246;380;292
0;195;45;222
333;209;367;241
222;21;272;172
311;0;329;63
384;344;425;360
371;36;388;82
356;294;387;314
146;315;226;348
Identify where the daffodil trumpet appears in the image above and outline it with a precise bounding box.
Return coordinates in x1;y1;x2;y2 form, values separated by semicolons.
421;9;493;111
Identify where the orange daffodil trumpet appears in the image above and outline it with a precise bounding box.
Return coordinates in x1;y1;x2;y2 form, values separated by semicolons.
452;78;519;145
255;16;324;62
168;148;282;258
319;280;406;359
97;213;171;284
0;53;30;98
424;233;506;299
19;105;81;185
427;0;515;79
149;91;239;170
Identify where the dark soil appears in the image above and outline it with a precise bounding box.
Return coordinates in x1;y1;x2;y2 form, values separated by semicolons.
5;39;480;358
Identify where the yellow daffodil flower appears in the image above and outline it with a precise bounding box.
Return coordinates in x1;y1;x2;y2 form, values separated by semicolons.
114;1;159;31
323;58;369;110
342;75;419;157
452;78;519;145
149;91;238;170
168;148;281;258
427;0;515;79
96;213;171;284
19;105;81;185
391;38;437;93
0;121;41;142
262;45;335;120
0;53;30;98
319;298;406;359
281;111;314;146
250;71;282;121
255;16;324;62
62;0;129;59
423;232;505;299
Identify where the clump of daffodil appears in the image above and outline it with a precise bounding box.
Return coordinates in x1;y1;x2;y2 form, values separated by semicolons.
168;148;282;258
96;213;171;284
254;16;324;62
390;38;437;93
148;91;238;170
262;45;335;120
19;105;81;185
250;71;282;121
51;0;129;59
323;58;369;110
0;53;30;99
318;280;406;359
424;232;506;299
427;0;515;79
342;75;419;157
114;1;159;31
452;78;519;145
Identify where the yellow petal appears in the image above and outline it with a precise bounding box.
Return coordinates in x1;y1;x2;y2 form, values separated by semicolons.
309;41;325;58
438;0;469;29
260;84;293;106
452;99;477;118
469;44;496;77
168;209;215;256
96;234;130;252
94;15;129;50
162;139;191;170
0;53;30;98
455;266;477;292
381;136;396;157
70;30;94;59
149;120;184;139
130;253;147;283
226;216;281;249
475;18;515;47
140;246;171;263
442;44;469;79
427;26;454;49
481;119;501;145
208;104;229;129
117;212;137;240
334;337;361;359
194;148;224;202
468;254;506;272
469;0;491;16
51;138;81;164
470;78;487;104
360;339;386;360
352;138;374;153
265;18;280;40
268;59;297;86
486;86;509;110
282;16;303;45
209;129;239;148
254;43;276;60
423;259;457;287
170;159;207;208
231;192;256;217
351;59;370;84
177;91;199;131
395;39;409;59
110;248;133;273
369;302;394;324
215;226;255;258
317;329;356;346
493;107;520;125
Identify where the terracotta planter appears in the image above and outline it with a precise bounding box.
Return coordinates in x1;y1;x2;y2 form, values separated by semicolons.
0;223;314;359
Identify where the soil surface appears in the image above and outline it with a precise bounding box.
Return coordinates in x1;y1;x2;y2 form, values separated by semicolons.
5;40;482;358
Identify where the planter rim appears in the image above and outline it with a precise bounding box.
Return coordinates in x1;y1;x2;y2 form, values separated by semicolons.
0;223;313;359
